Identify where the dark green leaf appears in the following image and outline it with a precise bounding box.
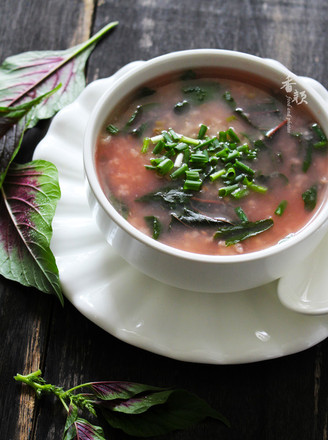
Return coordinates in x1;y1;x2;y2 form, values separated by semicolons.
214;218;274;245
136;187;193;207
275;200;288;216
182;81;221;104
173;100;190;114
171;208;230;227
100;389;229;437
302;185;317;211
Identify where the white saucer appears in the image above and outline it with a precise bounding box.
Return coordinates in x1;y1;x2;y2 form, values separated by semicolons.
33;62;328;364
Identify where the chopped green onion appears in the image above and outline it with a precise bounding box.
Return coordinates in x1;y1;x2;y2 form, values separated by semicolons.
218;131;227;142
184;179;202;191
152;140;165;154
141;137;151;153
173;152;184;168
190;152;209;165
223;151;239;162
234;160;255;176
169;128;181;141
218;184;239;197
170;163;188;179
235;207;248;223
223;167;236;180
156;158;174;174
275;200;288;216
312;123;327;142
198;124;208;139
144;216;161;239
227;127;240;143
106;124;119;135
180;135;201;146
314;141;327;149
175;142;189;151
150;134;164;144
231;188;249;199
126;105;143;126
185;170;200;180
243;178;267;193
210;169;226;182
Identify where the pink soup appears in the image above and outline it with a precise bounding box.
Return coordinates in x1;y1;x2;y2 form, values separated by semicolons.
95;69;328;255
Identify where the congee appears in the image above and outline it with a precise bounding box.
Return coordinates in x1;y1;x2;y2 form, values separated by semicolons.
95;69;328;255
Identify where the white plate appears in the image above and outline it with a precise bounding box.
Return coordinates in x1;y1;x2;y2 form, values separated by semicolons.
33;62;328;364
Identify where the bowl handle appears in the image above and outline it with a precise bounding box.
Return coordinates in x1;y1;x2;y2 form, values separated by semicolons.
298;76;328;104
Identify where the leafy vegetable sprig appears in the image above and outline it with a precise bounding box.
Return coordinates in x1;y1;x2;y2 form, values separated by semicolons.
0;22;118;303
15;370;229;439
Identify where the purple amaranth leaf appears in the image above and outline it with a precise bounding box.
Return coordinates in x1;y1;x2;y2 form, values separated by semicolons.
64;403;78;433
0;21;118;128
0;160;63;303
0;85;60;188
88;381;165;401
64;418;106;440
100;389;175;415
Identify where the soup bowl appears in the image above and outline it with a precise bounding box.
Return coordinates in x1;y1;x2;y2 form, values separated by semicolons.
83;49;328;293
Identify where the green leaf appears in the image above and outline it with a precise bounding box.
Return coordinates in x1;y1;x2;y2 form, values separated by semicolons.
136;186;193;207
302;184;317;211
0;160;63;303
214;218;274;246
171;208;230;227
100;389;229;437
0;21;118;128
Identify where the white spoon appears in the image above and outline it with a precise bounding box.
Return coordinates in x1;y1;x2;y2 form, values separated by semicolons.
278;232;328;314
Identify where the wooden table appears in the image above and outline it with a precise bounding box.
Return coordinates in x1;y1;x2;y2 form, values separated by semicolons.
1;1;328;439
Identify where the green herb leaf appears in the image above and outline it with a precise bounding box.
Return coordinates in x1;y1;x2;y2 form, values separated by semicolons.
171;208;231;227
137;187;193;207
275;200;288;216
302;184;317;211
214;218;274;246
182;81;221;104
0;160;63;304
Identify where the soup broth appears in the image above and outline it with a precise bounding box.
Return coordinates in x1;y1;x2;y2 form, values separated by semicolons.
96;69;328;255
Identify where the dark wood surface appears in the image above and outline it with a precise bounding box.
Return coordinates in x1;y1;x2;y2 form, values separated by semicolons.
1;1;328;439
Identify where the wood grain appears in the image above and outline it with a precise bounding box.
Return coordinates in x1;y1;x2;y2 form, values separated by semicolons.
1;0;328;439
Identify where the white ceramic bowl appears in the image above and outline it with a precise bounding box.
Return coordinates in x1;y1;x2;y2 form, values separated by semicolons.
84;49;328;293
